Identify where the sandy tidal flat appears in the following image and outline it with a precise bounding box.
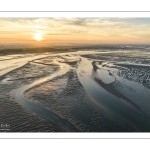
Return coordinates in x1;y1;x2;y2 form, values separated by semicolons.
1;50;150;132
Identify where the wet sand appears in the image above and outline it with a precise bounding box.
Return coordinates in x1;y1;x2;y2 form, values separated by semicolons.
1;50;150;132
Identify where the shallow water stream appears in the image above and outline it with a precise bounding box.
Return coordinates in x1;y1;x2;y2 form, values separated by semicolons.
77;57;150;131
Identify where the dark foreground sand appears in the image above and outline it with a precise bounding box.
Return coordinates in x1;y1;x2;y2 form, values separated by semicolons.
0;59;59;132
1;51;150;132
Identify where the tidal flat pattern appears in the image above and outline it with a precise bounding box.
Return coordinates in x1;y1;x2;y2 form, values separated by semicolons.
1;50;150;132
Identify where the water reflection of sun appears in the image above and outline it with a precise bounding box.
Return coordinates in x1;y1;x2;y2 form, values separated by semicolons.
34;33;43;41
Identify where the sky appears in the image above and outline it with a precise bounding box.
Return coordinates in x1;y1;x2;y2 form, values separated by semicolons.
0;18;150;44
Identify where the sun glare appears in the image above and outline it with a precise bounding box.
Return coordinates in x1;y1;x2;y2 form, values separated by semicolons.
34;34;43;41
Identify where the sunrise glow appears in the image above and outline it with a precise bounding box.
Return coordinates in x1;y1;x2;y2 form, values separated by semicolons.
34;34;43;41
0;18;150;44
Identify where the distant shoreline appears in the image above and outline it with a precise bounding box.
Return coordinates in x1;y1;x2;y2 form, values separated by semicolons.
0;43;150;55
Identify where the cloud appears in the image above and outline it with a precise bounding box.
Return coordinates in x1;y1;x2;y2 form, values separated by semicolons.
0;18;150;43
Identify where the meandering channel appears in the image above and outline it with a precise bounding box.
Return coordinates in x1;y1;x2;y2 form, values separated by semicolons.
14;59;79;132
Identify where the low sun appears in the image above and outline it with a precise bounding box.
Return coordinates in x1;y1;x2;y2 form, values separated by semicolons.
34;34;43;41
